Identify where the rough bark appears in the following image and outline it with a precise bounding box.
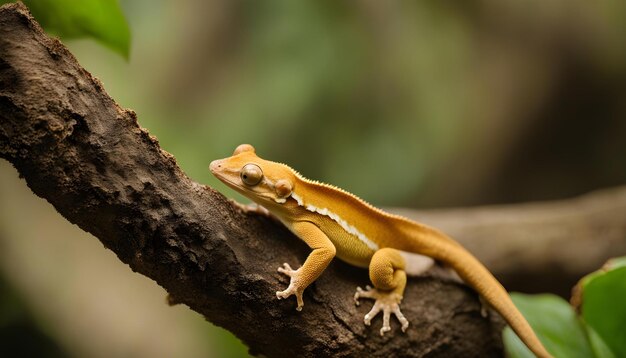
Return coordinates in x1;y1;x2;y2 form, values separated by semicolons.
2;2;625;357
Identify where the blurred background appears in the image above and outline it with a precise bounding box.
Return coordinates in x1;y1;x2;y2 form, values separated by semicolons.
1;0;625;356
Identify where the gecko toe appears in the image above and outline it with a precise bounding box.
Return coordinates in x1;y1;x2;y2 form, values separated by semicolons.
380;326;391;336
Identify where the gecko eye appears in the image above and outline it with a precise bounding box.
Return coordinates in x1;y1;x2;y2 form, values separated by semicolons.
241;164;263;186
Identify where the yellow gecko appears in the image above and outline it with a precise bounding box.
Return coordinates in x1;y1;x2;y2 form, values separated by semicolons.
209;144;551;358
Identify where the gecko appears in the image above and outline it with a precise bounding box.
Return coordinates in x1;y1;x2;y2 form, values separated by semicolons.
209;144;552;358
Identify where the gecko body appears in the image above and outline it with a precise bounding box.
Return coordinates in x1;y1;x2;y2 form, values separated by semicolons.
210;144;551;358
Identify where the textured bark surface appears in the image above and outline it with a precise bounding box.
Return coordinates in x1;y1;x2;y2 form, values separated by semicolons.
0;3;504;357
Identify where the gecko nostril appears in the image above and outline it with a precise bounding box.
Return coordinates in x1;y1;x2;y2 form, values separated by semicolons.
209;160;223;173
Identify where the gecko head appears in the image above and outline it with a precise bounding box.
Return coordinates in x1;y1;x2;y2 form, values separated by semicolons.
209;144;295;204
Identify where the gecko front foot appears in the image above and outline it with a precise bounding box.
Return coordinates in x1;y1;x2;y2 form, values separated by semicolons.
354;286;409;335
228;199;273;218
276;263;305;311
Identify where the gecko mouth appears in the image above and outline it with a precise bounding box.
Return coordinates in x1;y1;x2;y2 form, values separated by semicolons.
212;173;239;189
210;170;250;195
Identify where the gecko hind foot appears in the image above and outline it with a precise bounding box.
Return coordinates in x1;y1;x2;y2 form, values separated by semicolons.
354;286;409;335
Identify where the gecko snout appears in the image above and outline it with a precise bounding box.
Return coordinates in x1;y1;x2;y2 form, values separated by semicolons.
209;160;223;174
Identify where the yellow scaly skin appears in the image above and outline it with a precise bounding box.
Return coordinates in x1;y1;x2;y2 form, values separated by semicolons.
209;144;552;358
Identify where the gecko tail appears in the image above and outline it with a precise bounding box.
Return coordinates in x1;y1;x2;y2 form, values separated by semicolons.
400;226;553;358
442;245;552;358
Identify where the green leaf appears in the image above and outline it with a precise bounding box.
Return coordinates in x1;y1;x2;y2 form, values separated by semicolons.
579;256;626;289
0;0;130;58
503;293;593;358
584;324;616;358
581;263;626;357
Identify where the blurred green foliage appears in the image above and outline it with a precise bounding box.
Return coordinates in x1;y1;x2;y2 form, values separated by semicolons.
159;1;475;207
0;276;68;357
0;0;130;58
504;257;626;358
115;0;626;208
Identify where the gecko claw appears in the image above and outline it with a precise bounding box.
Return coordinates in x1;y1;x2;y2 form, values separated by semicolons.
278;262;294;275
354;286;364;306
